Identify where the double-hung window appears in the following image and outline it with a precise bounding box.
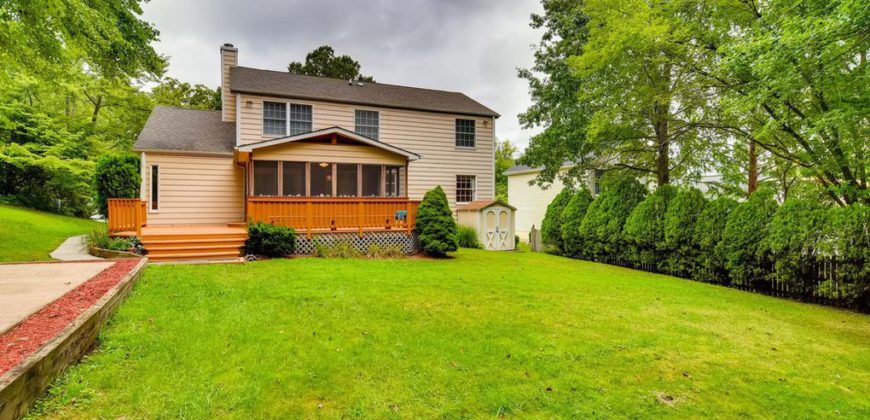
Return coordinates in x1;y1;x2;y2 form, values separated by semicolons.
355;110;379;140
455;119;476;148
289;104;312;135
263;102;287;135
456;175;475;204
149;165;159;211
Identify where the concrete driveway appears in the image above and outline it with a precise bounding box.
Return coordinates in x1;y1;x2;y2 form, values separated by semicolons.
0;261;113;334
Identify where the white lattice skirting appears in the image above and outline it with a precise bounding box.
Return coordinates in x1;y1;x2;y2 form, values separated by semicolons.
294;231;420;255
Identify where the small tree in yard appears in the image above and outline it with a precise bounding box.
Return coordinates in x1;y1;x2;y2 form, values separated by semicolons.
95;154;140;216
560;189;593;258
416;186;458;257
693;197;738;284
623;185;677;269
541;187;574;252
579;177;647;262
719;190;778;287
662;188;708;277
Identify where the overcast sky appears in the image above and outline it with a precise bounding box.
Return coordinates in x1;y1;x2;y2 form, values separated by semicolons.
141;0;544;153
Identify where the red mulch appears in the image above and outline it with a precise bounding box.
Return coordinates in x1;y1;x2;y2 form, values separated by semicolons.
0;259;140;376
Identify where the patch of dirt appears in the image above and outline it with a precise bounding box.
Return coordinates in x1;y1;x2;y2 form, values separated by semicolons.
0;259;140;376
655;392;679;407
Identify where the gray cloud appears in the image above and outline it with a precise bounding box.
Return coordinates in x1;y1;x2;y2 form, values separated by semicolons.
143;0;543;152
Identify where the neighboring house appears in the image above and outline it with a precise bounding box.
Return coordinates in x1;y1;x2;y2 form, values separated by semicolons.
108;43;498;260
506;163;601;242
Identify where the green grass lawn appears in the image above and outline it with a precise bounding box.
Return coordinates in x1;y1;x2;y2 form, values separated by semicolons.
30;249;870;418
0;205;101;262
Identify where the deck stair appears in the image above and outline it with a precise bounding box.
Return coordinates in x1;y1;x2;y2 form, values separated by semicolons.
138;225;248;262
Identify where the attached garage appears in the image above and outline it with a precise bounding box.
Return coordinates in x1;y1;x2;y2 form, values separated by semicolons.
455;200;516;251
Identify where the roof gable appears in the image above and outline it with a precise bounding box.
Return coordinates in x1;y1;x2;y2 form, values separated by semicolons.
229;67;499;118
237;126;421;161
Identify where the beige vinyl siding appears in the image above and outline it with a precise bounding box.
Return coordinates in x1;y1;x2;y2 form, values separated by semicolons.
254;142;405;165
238;94;494;205
144;152;244;225
507;169;568;242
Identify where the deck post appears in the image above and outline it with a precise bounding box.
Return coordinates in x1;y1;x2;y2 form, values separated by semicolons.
358;201;364;238
305;201;312;240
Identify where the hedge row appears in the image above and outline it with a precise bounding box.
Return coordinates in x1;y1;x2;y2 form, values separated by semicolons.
542;181;869;310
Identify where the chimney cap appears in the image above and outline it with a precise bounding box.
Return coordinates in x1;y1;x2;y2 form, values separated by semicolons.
221;43;237;51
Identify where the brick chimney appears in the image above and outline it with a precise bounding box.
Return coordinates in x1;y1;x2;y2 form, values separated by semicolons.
220;43;238;122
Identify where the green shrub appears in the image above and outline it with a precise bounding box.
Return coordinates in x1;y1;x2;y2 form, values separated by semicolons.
540;187;574;252
456;225;482;249
246;222;296;257
693;197;738;283
366;244;406;258
560;189;593;258
315;240;362;258
763;199;827;295
415;186;458;257
84;228;133;251
0;143;94;217
719;191;777;287
579;177;646;261
623;185;676;268
95;154;140;217
818;204;869;308
661;188;708;276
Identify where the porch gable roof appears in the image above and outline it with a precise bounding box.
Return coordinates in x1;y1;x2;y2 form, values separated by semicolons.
237;126;421;161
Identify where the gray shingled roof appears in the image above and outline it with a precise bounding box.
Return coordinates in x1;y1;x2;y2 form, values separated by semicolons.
230;66;499;118
504;161;576;175
134;106;235;154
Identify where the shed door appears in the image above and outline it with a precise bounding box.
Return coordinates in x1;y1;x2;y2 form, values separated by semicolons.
483;207;511;250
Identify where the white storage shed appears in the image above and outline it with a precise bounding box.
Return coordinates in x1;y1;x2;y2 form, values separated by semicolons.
455;199;516;251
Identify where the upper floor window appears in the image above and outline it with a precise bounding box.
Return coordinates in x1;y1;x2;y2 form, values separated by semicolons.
456;175;476;204
455;119;476;148
289;104;312;135
355;110;379;140
263;102;286;135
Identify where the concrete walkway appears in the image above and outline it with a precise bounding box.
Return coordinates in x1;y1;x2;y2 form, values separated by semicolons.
0;261;114;334
49;235;101;261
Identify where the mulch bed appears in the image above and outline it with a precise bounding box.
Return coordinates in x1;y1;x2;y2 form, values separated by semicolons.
0;259;140;376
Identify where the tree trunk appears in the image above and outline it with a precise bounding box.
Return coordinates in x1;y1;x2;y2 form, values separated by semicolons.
91;95;102;123
653;103;670;186
747;139;758;196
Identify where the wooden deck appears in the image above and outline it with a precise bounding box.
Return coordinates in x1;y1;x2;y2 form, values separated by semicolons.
115;224;248;262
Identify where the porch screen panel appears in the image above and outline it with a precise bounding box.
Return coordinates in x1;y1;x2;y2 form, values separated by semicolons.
254;161;279;196
361;164;382;197
385;165;403;197
336;164;358;197
282;162;306;196
310;163;333;197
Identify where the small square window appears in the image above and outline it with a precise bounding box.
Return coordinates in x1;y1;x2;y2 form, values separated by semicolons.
456;175;475;203
263;102;286;135
455;119;476;148
355;110;379;140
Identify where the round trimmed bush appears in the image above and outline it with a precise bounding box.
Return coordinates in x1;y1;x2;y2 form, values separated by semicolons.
415;186;458;257
693;197;738;283
578;176;646;262
661;188;708;276
623;185;676;268
718;190;777;287
95;154;140;216
560;189;593;258
541;187;574;252
763;199;826;295
246;222;296;257
818;203;869;309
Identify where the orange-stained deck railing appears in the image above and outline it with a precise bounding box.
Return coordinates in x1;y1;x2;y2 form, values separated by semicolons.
107;198;146;236
246;196;419;239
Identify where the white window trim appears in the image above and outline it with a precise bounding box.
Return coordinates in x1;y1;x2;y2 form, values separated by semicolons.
456;174;476;205
455;118;477;150
287;102;315;136
148;164;160;213
354;109;380;140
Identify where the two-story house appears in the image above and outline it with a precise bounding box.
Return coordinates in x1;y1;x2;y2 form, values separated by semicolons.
107;43;499;260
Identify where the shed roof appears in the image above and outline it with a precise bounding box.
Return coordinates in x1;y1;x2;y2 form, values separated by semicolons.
455;199;516;212
134;106;235;155
230;66;499;118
